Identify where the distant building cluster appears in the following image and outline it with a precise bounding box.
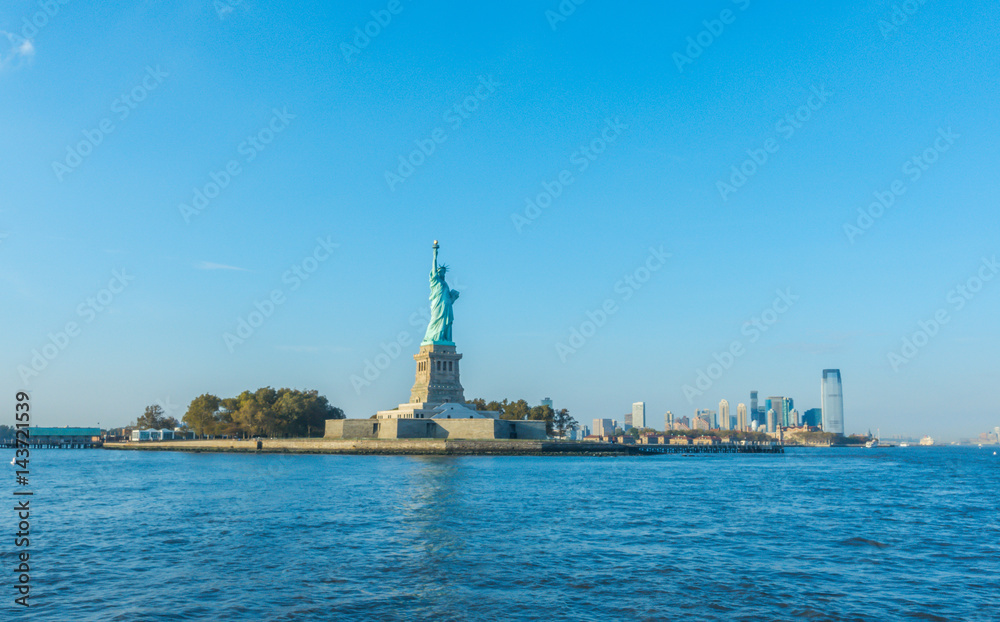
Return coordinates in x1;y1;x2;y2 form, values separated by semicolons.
585;369;845;441
978;426;1000;444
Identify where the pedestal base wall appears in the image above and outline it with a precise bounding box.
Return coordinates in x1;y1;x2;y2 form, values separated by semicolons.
325;418;548;440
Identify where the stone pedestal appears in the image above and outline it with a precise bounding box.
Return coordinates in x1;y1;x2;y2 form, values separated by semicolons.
410;344;465;405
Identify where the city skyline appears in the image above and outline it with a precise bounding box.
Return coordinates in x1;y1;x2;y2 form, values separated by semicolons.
2;2;998;442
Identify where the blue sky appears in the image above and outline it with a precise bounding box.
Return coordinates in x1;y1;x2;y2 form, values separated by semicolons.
2;0;998;440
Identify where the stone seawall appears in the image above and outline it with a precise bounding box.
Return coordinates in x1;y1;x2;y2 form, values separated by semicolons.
103;439;629;456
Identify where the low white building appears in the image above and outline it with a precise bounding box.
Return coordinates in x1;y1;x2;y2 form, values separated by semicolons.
131;428;175;441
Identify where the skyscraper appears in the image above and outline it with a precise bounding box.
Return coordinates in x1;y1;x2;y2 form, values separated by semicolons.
803;408;822;427
632;402;645;429
719;399;730;431
767;408;777;433
541;397;553;410
767;397;784;427
737;403;748;431
694;409;715;428
783;398;794;427
665;411;674;431
593;418;614;437
821;369;845;434
750;391;758;420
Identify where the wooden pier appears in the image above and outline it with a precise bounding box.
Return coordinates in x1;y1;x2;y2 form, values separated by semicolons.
0;441;103;449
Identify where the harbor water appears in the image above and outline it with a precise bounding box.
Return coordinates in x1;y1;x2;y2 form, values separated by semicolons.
4;446;997;621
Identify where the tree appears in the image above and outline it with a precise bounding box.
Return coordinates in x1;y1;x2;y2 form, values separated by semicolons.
273;388;344;437
553;408;578;438
500;399;531;421
136;404;179;430
229;389;271;437
469;397;559;435
182;394;221;437
525;404;555;435
184;387;345;438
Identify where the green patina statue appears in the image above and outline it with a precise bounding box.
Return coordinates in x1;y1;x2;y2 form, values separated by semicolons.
422;241;460;346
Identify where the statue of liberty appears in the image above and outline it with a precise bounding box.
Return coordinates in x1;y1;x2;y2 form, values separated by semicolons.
422;241;460;345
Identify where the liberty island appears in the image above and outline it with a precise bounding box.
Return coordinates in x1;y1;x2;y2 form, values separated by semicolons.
101;241;780;455
86;243;788;455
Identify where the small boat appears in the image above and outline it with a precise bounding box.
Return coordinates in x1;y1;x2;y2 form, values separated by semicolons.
900;443;909;447
865;428;880;448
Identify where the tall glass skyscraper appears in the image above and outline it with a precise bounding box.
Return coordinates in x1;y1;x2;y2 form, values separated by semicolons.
632;402;645;429
718;399;730;430
782;398;794;427
821;369;844;435
767;397;784;427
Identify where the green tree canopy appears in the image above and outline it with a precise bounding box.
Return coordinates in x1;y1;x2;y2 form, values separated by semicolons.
467;397;559;435
553;408;578;438
182;393;221;436
183;388;344;438
135;404;179;430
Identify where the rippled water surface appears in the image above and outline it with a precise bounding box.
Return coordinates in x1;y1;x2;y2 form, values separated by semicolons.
4;447;998;621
